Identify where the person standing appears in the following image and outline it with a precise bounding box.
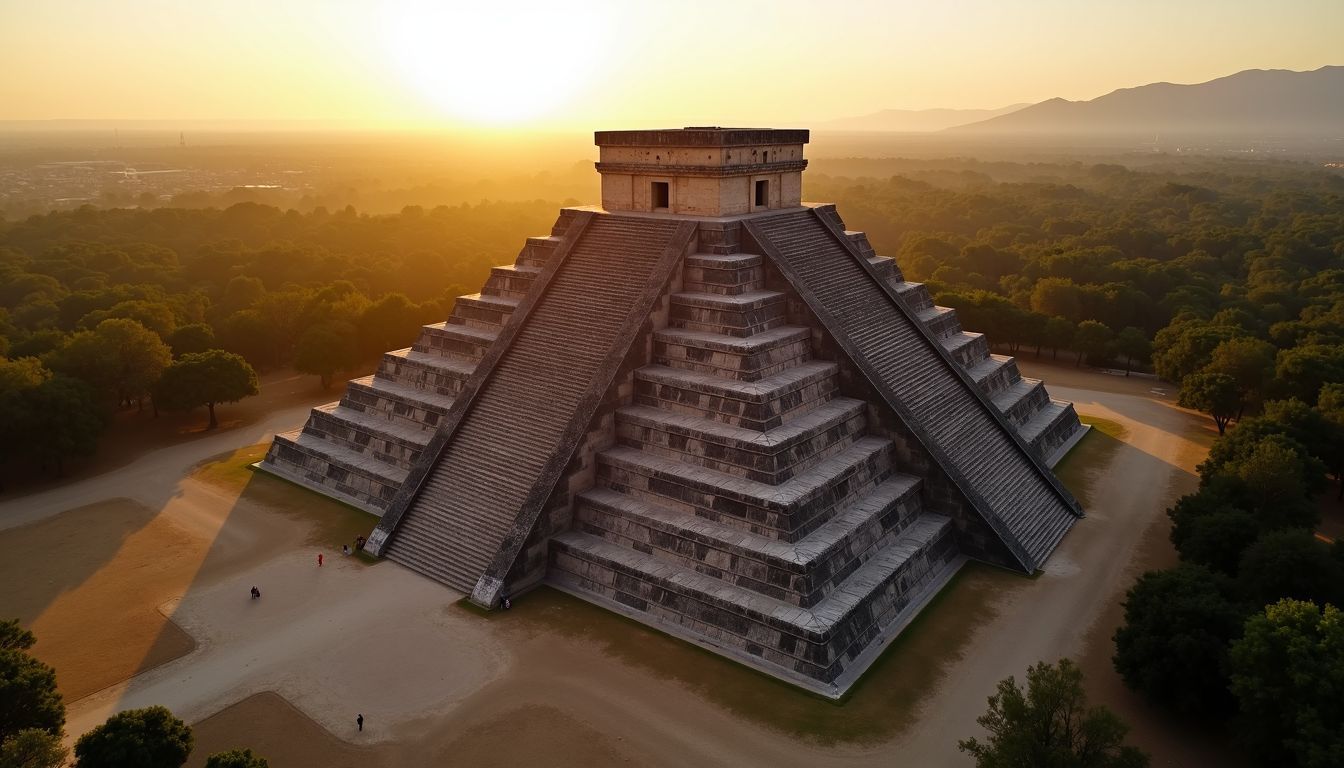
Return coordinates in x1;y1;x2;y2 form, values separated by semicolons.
317;552;324;567
357;713;364;732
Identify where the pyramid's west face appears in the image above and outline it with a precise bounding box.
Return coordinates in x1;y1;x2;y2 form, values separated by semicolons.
258;201;1086;696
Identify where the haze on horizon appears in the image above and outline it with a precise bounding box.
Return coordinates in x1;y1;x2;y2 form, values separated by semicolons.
1;0;1340;130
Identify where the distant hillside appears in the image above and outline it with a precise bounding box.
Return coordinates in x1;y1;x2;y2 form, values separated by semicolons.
818;104;1028;132
949;66;1344;137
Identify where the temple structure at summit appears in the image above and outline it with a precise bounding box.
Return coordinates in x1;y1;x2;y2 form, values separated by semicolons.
260;127;1088;696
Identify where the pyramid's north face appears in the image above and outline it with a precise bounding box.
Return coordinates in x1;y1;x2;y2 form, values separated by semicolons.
259;127;1086;696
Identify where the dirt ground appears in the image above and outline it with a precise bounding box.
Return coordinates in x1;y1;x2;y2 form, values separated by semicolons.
1;499;199;700
3;360;1230;767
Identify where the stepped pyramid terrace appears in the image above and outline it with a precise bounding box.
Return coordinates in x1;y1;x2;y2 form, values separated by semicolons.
259;127;1088;696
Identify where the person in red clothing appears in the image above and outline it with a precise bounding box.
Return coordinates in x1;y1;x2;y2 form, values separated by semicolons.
317;553;324;567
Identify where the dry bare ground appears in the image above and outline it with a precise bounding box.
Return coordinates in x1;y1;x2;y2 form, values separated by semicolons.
0;362;1234;766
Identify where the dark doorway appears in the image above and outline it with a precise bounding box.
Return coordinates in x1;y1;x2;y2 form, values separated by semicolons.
755;179;769;208
652;181;670;210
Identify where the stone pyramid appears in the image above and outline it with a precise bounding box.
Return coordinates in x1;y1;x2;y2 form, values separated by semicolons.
260;128;1087;696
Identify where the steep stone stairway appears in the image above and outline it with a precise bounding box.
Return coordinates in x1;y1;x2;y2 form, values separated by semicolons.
746;209;1081;569
260;215;575;513
824;215;1084;463
548;251;964;694
379;216;694;595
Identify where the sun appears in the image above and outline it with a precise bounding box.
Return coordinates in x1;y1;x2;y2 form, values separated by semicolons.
383;1;605;125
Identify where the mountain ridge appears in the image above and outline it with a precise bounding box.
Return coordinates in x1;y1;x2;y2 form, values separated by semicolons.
948;65;1343;136
817;104;1028;132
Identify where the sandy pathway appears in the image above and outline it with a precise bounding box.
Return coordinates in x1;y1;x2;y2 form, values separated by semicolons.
9;362;1221;766
0;394;319;533
64;555;504;744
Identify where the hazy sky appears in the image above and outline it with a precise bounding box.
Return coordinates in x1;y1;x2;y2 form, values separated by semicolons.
1;0;1339;127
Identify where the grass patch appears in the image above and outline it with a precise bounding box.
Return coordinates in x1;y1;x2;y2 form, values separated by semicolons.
1078;414;1127;440
1055;415;1127;508
192;443;382;554
507;564;1021;745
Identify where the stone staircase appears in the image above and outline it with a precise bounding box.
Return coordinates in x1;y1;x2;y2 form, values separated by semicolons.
378;215;694;596
259;213;576;513
843;232;1083;464
746;208;1081;569
548;250;963;694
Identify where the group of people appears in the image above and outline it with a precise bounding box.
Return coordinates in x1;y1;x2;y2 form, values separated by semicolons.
246;538;373;734
250;535;370;600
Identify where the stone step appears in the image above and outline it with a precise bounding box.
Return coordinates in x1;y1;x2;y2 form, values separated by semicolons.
866;256;898;282
409;323;497;363
597;436;894;542
262;428;407;514
517;235;563;267
343;374;455;433
303;402;432;472
547;512;959;687
941;331;991;368
574;470;923;607
382;214;692;599
483;264;542;300
378;347;477;396
749;209;1079;570
966;354;1021;396
992;378;1051;428
916;305;962;339
669;290;789;338
615;397;868;484
653;326;813;382
683;252;766;295
891;281;933;312
633;361;839;430
448;293;520;331
1020;399;1081;458
843;230;877;259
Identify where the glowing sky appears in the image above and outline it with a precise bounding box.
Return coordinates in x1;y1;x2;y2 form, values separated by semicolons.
1;0;1339;127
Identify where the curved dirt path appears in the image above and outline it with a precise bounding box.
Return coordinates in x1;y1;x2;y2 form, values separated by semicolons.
9;363;1222;766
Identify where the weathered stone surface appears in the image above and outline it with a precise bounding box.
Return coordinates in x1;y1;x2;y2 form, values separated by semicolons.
258;126;1088;698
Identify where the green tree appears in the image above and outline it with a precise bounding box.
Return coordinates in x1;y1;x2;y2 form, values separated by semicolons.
0;728;67;768
154;351;259;430
958;658;1149;768
0;360;53;486
1237;530;1344;610
1073;320;1114;368
1169;495;1260;574
22;376;107;477
0;622;34;652
166;323;216;358
204;748;269;768
1179;372;1240;434
1152;322;1241;384
358;293;427;359
1228;600;1344;768
1112;565;1244;715
294;322;358;390
1224;436;1326;527
73;706;192;768
1041;316;1075;360
79;300;176;339
1205;337;1276;417
45;318;171;408
1275;344;1344;405
1112;327;1150;376
1030;278;1083;322
0;649;63;742
1317;384;1344;497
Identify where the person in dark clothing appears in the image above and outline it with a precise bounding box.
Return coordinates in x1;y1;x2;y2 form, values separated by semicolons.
250;586;261;599
357;713;364;732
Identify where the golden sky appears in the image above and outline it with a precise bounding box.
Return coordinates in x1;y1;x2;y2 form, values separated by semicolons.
1;0;1339;127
